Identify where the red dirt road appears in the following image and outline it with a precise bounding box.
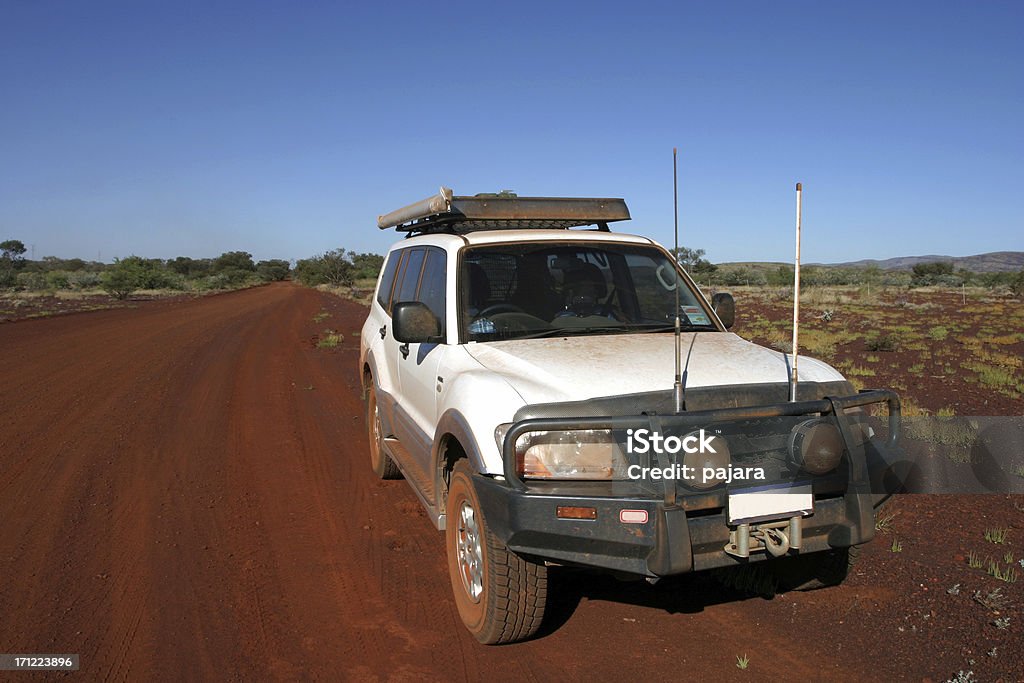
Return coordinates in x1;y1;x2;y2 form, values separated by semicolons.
1;283;1019;681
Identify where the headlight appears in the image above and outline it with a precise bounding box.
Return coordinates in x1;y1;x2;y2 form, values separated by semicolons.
788;419;844;474
496;425;628;480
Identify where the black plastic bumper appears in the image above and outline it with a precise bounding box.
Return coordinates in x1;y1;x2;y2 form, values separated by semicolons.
473;474;881;577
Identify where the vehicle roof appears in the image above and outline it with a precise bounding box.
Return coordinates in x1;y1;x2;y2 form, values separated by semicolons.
388;229;657;253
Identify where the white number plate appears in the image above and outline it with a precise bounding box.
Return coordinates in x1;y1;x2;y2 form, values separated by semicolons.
728;482;813;524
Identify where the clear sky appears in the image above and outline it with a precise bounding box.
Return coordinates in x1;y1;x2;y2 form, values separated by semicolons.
2;1;1021;264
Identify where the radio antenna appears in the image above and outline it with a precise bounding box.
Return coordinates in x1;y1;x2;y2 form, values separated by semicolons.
790;182;803;402
673;148;684;413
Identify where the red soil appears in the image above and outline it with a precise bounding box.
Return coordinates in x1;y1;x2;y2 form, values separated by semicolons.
0;283;1020;681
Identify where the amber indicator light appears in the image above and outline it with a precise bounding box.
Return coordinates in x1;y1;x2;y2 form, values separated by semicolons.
556;506;597;520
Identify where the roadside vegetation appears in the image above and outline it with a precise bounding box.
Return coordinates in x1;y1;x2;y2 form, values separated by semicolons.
1;238;292;319
292;248;382;305
686;256;1024;295
2;240;289;297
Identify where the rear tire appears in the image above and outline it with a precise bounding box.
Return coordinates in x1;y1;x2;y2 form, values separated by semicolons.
366;383;402;480
446;461;547;644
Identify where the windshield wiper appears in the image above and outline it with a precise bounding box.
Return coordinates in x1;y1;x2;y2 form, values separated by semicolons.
625;323;714;333
487;322;714;341
513;326;626;339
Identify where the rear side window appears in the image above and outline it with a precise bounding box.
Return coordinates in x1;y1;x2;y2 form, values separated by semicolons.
376;251;403;310
393;248;426;305
418;248;447;332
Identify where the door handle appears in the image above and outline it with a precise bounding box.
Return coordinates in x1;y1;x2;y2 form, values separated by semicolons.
400;343;410;359
379;325;387;339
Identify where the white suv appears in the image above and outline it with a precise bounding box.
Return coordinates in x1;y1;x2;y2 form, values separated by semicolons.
360;188;904;644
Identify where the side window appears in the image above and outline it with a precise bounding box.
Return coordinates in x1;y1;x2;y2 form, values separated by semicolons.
393;247;426;305
376;250;403;311
417;248;447;334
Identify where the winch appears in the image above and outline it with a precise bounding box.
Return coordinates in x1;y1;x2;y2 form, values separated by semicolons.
724;516;804;559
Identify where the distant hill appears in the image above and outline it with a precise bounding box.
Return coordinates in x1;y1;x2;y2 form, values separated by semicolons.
720;251;1024;273
827;251;1024;273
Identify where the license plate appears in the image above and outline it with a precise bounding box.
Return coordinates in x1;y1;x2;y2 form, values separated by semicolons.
728;482;813;524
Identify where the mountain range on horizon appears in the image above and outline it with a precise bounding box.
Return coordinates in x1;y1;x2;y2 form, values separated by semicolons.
722;251;1024;273
824;251;1024;273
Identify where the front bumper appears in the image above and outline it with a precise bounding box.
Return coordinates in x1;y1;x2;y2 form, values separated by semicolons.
479;389;907;577
474;479;879;576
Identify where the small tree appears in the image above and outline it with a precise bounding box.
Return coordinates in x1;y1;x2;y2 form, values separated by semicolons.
318;249;354;286
214;251;256;273
1;239;27;287
1011;269;1024;297
294;249;355;287
293;258;325;286
767;265;794;286
911;261;954;285
350;252;385;280
0;239;26;263
101;257;148;299
256;259;291;282
671;246;716;275
169;256;213;278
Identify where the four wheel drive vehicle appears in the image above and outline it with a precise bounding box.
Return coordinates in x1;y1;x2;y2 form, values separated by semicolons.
359;187;907;644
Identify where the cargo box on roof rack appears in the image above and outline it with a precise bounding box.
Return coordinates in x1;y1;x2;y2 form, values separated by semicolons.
377;187;631;235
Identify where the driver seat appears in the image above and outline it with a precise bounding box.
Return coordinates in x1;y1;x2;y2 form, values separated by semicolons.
560;263;607;316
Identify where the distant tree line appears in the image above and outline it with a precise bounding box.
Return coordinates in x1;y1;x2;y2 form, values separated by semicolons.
293;249;383;287
0;239;291;300
679;249;1024;295
8;235;1021;301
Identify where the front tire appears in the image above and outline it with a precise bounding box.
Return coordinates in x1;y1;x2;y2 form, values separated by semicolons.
366;382;402;480
446;461;547;644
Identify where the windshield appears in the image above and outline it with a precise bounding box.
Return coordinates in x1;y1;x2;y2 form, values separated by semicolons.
460;242;718;342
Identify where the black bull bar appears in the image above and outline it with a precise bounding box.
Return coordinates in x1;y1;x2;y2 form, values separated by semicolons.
500;389;903;493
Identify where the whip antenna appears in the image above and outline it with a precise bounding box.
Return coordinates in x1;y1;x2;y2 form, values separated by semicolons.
673;148;684;413
790;182;802;402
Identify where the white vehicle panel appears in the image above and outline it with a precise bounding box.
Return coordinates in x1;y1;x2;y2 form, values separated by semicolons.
463;333;844;406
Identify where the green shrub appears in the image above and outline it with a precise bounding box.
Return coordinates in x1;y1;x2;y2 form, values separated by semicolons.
67;271;102;289
16;271;48;291
256;259;291;282
214;251;256;273
865;334;899;352
1011;270;1024;297
46;271;71;289
294;249;355;287
101;258;149;299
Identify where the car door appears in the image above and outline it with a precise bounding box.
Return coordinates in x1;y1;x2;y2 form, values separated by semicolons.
387;247;427;453
370;248;404;402
396;247;448;476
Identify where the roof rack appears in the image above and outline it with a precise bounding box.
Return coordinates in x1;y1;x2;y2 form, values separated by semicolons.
377;187;631;235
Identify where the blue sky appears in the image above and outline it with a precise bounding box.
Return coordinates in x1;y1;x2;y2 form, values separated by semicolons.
1;1;1021;264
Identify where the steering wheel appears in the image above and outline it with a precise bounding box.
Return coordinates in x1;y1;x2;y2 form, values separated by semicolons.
477;303;526;318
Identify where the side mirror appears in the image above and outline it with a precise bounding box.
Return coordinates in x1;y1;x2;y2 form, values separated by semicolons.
392;301;443;343
711;292;735;329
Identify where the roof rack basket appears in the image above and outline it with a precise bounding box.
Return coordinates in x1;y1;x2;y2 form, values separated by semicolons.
377;187;631;235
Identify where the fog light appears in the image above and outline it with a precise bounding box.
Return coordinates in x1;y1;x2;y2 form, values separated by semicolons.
682;431;731;489
789;419;844;475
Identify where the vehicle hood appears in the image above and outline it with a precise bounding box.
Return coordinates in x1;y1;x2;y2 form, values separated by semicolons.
463;332;844;405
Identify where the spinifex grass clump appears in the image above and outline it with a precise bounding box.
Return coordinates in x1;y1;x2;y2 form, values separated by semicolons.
316;330;344;349
865;333;899;352
984;528;1010;544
